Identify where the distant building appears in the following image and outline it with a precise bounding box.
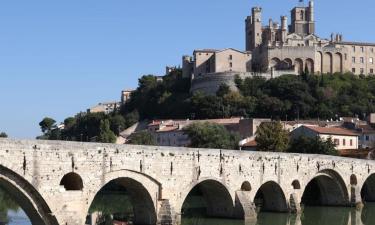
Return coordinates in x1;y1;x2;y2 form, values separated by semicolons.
87;102;120;114
291;125;359;150
183;0;375;95
121;90;134;105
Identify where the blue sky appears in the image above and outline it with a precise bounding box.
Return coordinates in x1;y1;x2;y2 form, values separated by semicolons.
0;0;374;138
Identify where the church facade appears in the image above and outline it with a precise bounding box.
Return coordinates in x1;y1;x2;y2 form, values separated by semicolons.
183;1;375;94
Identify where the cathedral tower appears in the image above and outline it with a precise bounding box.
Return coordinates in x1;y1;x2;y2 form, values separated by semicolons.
290;0;315;35
246;7;263;51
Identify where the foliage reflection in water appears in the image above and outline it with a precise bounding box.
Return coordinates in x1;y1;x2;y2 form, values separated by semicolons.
0;187;31;225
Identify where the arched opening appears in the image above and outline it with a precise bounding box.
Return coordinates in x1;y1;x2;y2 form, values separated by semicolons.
301;170;349;206
305;58;314;74
323;52;333;74
295;58;304;75
181;180;234;219
292;180;301;190
350;174;358;186
60;172;83;191
0;166;58;225
241;181;252;192
270;57;281;70
334;52;343;73
87;178;157;225
316;51;323;74
254;181;288;212
361;174;375;202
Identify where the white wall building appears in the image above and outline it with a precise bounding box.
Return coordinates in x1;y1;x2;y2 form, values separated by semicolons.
291;125;359;150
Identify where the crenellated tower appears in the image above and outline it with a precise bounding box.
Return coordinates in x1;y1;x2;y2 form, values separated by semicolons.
245;7;263;51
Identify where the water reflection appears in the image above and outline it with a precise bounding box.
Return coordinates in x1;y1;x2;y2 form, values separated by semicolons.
0;187;31;225
181;205;375;225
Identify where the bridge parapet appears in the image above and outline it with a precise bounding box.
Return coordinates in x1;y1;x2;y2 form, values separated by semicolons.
0;139;374;225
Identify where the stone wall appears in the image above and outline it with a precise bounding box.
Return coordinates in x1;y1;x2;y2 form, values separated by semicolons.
0;139;374;225
190;71;296;95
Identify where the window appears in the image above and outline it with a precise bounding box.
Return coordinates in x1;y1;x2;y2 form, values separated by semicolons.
334;139;340;145
361;47;365;52
229;55;233;60
300;11;304;20
361;68;365;74
371;48;374;53
352;68;356;73
360;57;364;64
229;62;233;68
344;54;348;60
370;57;374;64
366;136;370;141
343;139;346;146
350;139;353;146
257;33;260;36
371;69;374;74
352;57;356;63
352;46;356;52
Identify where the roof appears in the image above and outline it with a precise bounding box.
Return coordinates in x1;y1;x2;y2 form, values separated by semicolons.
357;125;375;134
242;140;257;147
303;126;358;136
194;48;250;55
339;41;375;47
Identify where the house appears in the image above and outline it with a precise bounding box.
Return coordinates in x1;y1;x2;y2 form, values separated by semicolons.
87;102;120;114
357;125;375;149
291;125;359;150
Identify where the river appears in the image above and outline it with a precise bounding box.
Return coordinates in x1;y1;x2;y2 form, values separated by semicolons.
2;204;375;225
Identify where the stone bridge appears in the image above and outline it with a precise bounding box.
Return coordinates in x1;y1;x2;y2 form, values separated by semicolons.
1;139;375;225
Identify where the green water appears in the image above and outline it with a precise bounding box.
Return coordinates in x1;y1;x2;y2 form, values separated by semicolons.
182;204;375;225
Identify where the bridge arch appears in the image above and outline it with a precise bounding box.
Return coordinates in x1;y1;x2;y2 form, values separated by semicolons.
0;165;58;225
86;169;161;225
361;173;375;202
60;172;83;191
241;181;252;192
180;178;235;218
254;181;288;212
302;169;349;206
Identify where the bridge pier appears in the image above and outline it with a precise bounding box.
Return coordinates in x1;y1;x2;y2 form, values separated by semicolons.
289;193;302;214
350;185;364;210
234;191;257;223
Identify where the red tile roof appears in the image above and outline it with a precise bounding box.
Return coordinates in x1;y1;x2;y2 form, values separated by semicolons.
304;126;358;136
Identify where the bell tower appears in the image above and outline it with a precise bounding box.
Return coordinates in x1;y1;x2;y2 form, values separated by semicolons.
246;7;263;51
290;0;315;35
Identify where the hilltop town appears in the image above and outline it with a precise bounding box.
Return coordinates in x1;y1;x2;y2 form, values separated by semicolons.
34;0;375;158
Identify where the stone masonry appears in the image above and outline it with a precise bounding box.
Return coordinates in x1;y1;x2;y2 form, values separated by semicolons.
0;139;375;225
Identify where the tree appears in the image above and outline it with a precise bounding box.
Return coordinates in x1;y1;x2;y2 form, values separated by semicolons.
110;114;126;135
184;122;240;150
255;122;289;152
39;117;56;134
0;132;7;138
128;131;156;146
288;136;338;156
98;120;117;143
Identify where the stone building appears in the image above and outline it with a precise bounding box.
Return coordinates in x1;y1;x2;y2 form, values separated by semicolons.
291;125;359;150
184;0;375;94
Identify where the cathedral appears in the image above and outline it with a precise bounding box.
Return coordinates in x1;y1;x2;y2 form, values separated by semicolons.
183;1;375;94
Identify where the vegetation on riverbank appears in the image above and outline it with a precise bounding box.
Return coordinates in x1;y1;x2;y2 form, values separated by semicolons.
38;72;375;154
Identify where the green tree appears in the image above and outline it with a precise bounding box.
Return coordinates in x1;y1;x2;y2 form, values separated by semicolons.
39;117;56;134
110;114;126;135
288;136;338;156
98;119;116;143
255;122;289;152
0;132;7;138
128;131;156;146
184;122;240;150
